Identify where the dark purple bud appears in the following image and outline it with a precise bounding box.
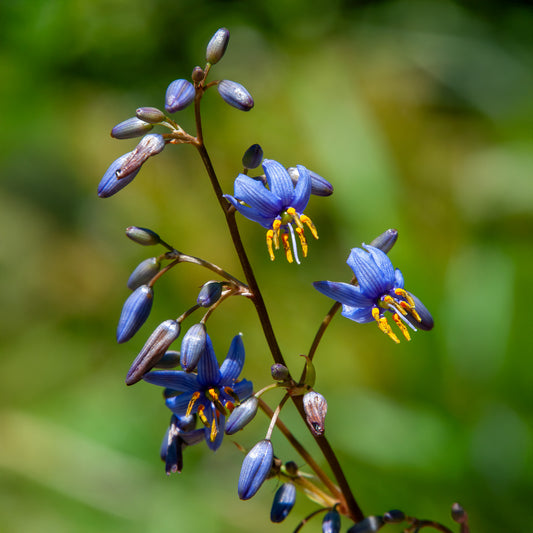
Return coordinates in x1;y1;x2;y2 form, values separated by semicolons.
116;285;153;343
403;291;434;331
238;439;273;500
125;226;161;246
127;257;161;290
217;80;254;111
192;66;205;83
303;391;328;436
116;133;165;179
288;167;334;197
271;363;289;381
97;152;140;198
136;107;166;123
225;397;259;435
369;229;398;254
154;350;181;369
347;516;385;533
451;503;468;524
322;509;341;533
111;117;153;139
270;483;296;523
383;510;405;523
165;79;195;113
161;426;183;474
180;323;207;372
206;28;230;64
197;281;223;307
126;319;180;385
284;461;298;476
242;144;263;170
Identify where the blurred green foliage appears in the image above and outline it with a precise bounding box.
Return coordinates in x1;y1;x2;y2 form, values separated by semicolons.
1;0;532;532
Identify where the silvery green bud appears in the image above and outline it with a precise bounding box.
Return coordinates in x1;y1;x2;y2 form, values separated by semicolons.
197;281;223;307
127;257;161;290
136;107;166;123
303;390;327;436
271;363;289;381
126;319;180;385
242;144;263;169
111;117;153;139
288;167;334;197
347;516;385;533
206;28;230;64
125;226;161;246
165;79;195;113
225;397;259;435
154;350;181;368
192;66;205;83
217;80;254;111
180;323;207;372
369;229;398;254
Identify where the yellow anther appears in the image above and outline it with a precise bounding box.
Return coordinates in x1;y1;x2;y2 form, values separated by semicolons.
206;387;219;402
394;288;415;308
372;307;400;344
383;295;407;316
224;386;240;405
287;207;305;230
281;232;293;263
266;230;276;261
392;313;411;341
197;404;210;427
300;215;319;240
185;391;201;417
272;219;281;250
295;227;308;257
210;417;217;442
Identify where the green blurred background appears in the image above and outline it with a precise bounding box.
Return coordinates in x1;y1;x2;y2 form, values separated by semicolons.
1;0;532;531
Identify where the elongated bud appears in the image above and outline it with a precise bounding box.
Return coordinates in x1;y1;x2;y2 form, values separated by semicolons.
206;28;230;64
288;167;334;197
242;144;263;169
111;117;153;139
191;66;204;83
136;107;166;123
154;350;181;369
116;285;153;343
369;229;398;254
165;79;195;113
271;363;289;381
347;516;385;533
383;510;405;523
322;509;341;533
125;226;161;246
270;483;296;523
116;133;165;179
127;257;161;290
126;319;180;385
97;152;140;198
451;503;468;524
218;80;254;111
238;439;273;500
180;323;207;372
225;397;259;435
197;281;223;307
303;390;327;436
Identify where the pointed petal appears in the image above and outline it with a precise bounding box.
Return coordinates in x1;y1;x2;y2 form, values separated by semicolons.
233;174;282;216
220;334;245;384
204;413;226;451
142;371;199;392
313;281;375;308
233;379;254;400
197;334;221;387
291;164;311;212
341;304;374;323
347;247;393;297
165;393;195;415
263;159;294;207
364;245;395;286
224;195;275;228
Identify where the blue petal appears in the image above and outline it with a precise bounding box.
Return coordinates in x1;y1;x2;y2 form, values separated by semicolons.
204;412;226;451
142;371;199;392
270;482;296;523
220;334;245;384
233;174;282;216
98;152;140;198
341;304;374;323
224;195;276;228
291;164;311;212
233;379;254;400
263;159;294;207
166;393;195;415
347;247;392;298
116;285;153;343
394;268;404;288
364;245;395;287
197;334;221;387
313;281;375;308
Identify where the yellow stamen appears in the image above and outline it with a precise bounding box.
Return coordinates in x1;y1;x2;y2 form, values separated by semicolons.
197;405;210;427
224;386;240;405
300;214;318;240
383;295;407;316
210;417;217;442
287;207;305;230
281;232;293;263
394;288;415;308
392;313;411;341
295;227;308;257
272;219;281;250
185;391;201;417
372;307;400;344
266;230;275;261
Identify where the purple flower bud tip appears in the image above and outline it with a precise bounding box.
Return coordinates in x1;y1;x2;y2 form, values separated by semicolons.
242;144;263;169
270;483;296;523
238;439;273;500
180;323;207;372
322;509;341;533
225;397;259;435
206;28;230;64
271;363;290;381
288;167;333;197
218;80;254;111
116;285;154;343
165;79;195;113
383;510;405;523
369;229;398;254
111;117;153;139
196;281;223;307
97;152;140;198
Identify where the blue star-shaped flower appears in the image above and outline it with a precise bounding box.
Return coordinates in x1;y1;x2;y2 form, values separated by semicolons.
314;245;433;343
224;159;318;264
143;333;253;450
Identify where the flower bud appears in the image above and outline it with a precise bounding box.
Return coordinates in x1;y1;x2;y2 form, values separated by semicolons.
116;133;165;179
288;167;334;197
197;281;223;307
127;257;161;290
191;66;205;83
403;291;434;331
347;516;385;533
271;363;289;381
322;509;341;533
303;390;327;436
238;439;273;500
180;323;207;372
451;503;468;524
126;319;180;385
369;229;398;254
242;144;263;170
116;285;153;343
165;79;195;113
206;28;230;64
225;397;259;435
154;350;181;368
97;152;140;198
125;226;161;246
383;510;405;523
284;461;298;476
136;107;166;123
217;80;254;111
270;483;296;523
111;117;153;139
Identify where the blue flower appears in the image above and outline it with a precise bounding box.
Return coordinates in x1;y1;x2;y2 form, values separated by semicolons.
142;333;253;450
224;159;318;264
313;245;433;343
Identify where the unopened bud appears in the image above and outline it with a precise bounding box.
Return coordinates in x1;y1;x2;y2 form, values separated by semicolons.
271;363;289;381
197;281;223;307
347;516;385;533
97;152;140;198
111;117;153;139
383;510;405;523
116;285;153;343
369;229;398;254
192;66;205;83
180;323;207;372
154;350;181;368
303;390;327;436
403;291;434;331
225;397;259;435
127;257;161;290
288;167;334;197
322;509;341;533
270;483;296;523
238;439;274;500
126;319;180;385
125;226;161;246
136;107;166;123
284;461;298;476
217;80;254;111
242;144;263;169
116;133;165;179
451;503;468;524
206;28;230;64
165;79;195;113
